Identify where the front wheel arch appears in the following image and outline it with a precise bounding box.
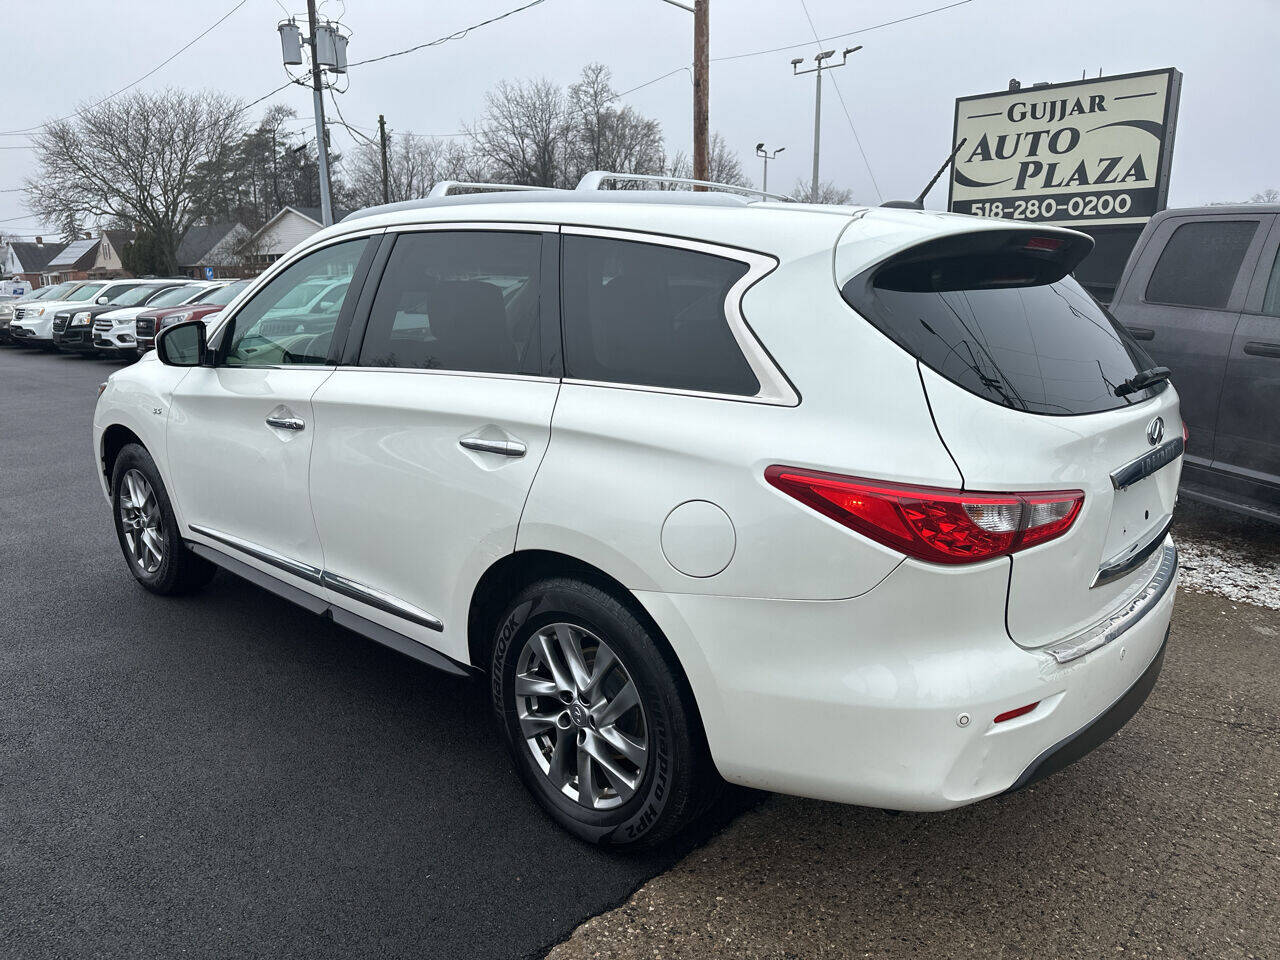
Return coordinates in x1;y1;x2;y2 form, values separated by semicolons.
101;424;145;494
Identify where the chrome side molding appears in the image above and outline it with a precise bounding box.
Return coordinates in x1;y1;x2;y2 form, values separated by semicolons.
1049;541;1177;664
189;524;323;584
187;524;443;632
320;571;444;632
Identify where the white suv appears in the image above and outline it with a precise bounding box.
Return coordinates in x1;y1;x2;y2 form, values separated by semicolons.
92;175;1182;846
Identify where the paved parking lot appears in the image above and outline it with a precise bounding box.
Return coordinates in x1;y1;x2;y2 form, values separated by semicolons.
3;346;1278;960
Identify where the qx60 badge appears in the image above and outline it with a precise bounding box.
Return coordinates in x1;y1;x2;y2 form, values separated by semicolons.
1147;416;1165;446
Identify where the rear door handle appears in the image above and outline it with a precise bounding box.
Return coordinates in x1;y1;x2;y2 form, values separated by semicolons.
460;436;526;457
265;414;306;431
1243;340;1280;358
1126;326;1155;341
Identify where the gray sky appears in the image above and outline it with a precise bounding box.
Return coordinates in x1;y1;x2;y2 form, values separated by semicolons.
2;0;1277;235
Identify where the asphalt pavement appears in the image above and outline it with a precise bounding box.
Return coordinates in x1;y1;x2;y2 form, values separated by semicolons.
0;347;746;959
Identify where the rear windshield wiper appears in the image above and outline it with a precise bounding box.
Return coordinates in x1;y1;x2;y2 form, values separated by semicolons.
1114;365;1172;398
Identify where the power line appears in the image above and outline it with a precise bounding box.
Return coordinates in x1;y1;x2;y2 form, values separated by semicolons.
0;0;251;138
327;90;378;146
797;0;882;201
713;0;973;64
347;0;550;68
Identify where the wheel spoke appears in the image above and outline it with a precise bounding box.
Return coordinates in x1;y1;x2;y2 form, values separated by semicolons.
515;673;557;698
518;710;559;738
555;623;592;691
547;730;575;789
140;527;163;565
536;631;575;695
576;742;600;808
595;678;639;728
582;643;617;699
582;731;639;795
594;723;647;767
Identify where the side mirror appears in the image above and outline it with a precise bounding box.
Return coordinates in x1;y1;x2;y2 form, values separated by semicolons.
96;295;110;304
156;319;208;367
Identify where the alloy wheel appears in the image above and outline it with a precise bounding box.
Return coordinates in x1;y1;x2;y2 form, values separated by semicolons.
514;622;649;810
118;469;164;574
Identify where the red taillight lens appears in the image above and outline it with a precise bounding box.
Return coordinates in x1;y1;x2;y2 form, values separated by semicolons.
1182;420;1189;443
765;466;1084;565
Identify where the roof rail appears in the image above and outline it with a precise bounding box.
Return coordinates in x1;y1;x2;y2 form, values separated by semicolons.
426;181;561;198
576;170;793;202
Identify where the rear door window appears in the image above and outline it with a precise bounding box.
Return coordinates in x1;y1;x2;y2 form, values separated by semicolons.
1144;220;1258;309
560;235;758;396
845;259;1160;416
357;230;544;375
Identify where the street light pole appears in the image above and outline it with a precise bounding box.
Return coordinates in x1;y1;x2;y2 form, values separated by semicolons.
755;143;785;196
792;46;860;200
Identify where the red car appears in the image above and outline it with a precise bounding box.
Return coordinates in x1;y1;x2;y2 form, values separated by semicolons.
134;280;250;355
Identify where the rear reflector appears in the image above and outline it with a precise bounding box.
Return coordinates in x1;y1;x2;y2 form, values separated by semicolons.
764;467;1084;565
1023;236;1065;251
994;701;1040;724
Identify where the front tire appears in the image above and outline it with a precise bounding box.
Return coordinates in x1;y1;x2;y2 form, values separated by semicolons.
111;443;216;595
491;577;718;848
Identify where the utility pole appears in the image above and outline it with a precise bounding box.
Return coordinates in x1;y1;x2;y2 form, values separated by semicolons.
306;0;333;226
791;46;860;200
378;114;390;204
755;143;785;196
693;0;709;187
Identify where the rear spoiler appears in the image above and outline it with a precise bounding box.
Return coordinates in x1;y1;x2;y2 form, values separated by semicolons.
864;228;1095;294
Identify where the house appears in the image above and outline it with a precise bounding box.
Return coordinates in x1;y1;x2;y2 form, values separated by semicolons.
89;229;135;276
241;206;352;267
44;237;102;283
1;238;66;288
177;222;251;279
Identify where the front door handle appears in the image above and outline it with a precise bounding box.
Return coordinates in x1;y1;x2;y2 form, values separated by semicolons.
266;414;306;431
1126;326;1155;341
1243;340;1280;358
460;436;526;457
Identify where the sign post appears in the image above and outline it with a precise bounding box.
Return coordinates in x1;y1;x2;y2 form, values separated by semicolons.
949;68;1181;227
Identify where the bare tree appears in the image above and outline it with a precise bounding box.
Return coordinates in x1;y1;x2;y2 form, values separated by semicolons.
26;88;245;273
1249;188;1280;203
469;77;571;187
345;132;472;207
791;178;855;204
565;63;665;184
664;133;749;187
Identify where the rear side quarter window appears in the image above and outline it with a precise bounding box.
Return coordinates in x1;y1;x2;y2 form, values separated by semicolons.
1144;220;1258;309
560;235;759;397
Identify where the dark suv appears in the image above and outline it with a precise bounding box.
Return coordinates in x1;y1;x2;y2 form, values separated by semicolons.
1111;204;1280;523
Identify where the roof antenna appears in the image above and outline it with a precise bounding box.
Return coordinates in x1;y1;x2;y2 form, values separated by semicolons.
882;137;968;210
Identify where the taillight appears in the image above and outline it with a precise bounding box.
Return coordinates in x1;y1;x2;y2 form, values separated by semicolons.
764;466;1084;565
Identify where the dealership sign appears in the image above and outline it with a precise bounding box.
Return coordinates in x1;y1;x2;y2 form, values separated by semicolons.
949;68;1181;226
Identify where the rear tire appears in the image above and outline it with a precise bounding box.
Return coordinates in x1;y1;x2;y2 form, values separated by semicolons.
111;443;216;595
491;576;719;848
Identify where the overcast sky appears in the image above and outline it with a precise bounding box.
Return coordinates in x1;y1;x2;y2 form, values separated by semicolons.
2;0;1277;236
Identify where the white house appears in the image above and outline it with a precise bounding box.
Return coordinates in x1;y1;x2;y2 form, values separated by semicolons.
241;206;351;268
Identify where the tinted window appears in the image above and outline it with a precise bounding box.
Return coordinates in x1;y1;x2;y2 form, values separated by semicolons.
1145;220;1257;309
1262;247;1280;317
846;274;1159;415
561;236;757;396
202;280;250;306
358;231;543;375
224;239;367;367
146;285;201;308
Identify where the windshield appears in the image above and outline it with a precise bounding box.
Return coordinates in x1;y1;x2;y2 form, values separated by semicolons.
98;283;148;304
202;280;249;306
32;283;74;301
112;284;172;306
66;283;106;302
145;285;200;308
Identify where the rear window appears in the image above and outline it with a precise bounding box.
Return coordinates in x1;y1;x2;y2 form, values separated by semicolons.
561;236;758;396
844;256;1161;416
1144;220;1257;309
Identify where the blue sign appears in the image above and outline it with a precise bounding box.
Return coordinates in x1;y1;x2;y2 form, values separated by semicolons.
204;267;215;280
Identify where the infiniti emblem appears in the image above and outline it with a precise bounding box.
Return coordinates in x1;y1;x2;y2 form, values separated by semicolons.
568;700;589;727
1146;416;1165;446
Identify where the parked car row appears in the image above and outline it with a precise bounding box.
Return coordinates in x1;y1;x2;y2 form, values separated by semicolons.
0;277;250;359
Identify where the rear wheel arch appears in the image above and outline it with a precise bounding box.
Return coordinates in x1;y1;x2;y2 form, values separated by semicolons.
467;549;711;742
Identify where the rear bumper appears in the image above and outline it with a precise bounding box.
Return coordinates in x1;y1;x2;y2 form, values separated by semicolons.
1005;629;1167;793
636;536;1177;811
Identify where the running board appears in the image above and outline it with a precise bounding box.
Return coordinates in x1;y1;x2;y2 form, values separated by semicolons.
187;541;474;679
